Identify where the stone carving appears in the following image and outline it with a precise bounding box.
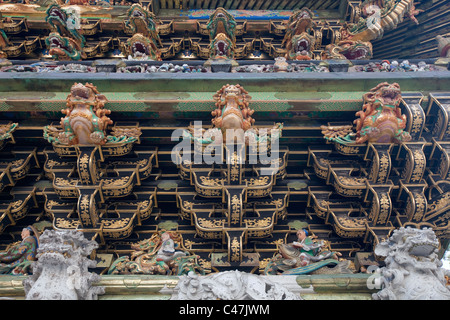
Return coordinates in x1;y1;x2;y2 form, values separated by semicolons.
173;270;301;300
0;226;39;275
373;227;450;300
107;231;205;276
23;230;104;300
264;229;354;275
322;82;411;144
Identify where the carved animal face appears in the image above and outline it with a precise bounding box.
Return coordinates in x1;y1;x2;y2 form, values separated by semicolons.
46;4;67;25
126;34;159;60
375;82;402;106
46;32;81;61
220;85;244;104
211;33;233;59
340;41;373;60
287;8;313;34
207;8;236;41
70;83;95;101
375;227;440;270
127;4;158;33
289;33;314;59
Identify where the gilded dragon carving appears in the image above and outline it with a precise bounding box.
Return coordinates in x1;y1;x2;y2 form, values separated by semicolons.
45;4;86;61
122;4;162;61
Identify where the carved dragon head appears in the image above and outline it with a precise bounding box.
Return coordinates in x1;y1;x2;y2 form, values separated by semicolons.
375;227;441;271
206;7;237;42
283;8;316;60
287;33;315;60
45;4;85;61
323;40;373;60
125;4;160;44
45;32;84;61
210;33;234;59
125;33;161;60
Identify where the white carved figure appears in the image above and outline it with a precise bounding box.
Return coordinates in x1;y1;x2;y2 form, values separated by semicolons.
173;270;301;300
23;230;104;300
373;227;450;300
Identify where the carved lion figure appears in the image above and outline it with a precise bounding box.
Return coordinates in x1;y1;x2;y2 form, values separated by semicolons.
23;230;104;300
211;84;254;134
354;82;411;144
373;227;450;300
58;82;111;145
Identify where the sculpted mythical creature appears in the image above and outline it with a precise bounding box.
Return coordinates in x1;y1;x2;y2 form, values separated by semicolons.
0;122;18;150
122;4;162;61
437;35;450;58
264;229;354;275
125;33;161;61
322;82;411;145
45;83;110;145
373;227;450;300
322;0;422;60
212;84;254;134
210;32;235;59
23;230;104;300
282;8;316;60
206;8;237;60
348;0;420;40
183;84;282;146
125;4;161;43
43;82;140;146
45;4;86;60
0;226;39;275
206;7;237;44
174;270;300;300
107;231;205;276
322;38;373;60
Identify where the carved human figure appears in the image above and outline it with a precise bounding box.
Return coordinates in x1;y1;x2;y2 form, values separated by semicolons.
264;228;349;275
156;231;186;262
0;226;38;274
290;229;316;266
107;231;203;276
